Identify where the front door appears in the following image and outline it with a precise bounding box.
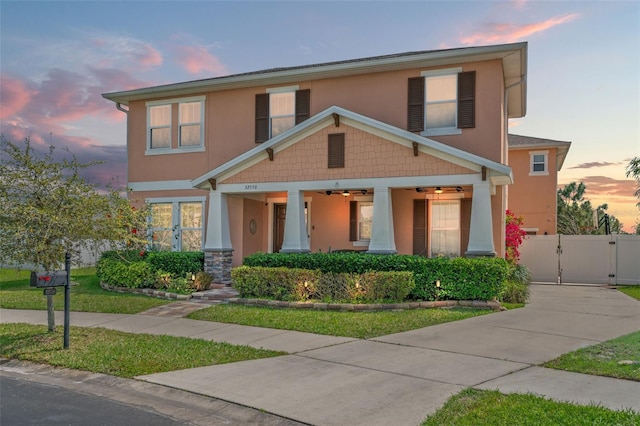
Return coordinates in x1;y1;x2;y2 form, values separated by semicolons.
273;203;286;252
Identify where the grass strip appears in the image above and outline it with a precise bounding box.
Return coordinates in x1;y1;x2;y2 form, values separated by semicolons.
188;304;490;339
422;388;640;425
619;286;640;301
0;323;284;378
544;331;640;381
0;268;170;314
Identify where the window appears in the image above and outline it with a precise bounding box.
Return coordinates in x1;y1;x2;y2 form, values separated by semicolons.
255;88;310;143
179;102;203;147
530;151;549;175
430;200;460;257
149;105;171;149
407;69;475;136
349;199;373;243
270;92;295;138
149;199;204;251
146;96;205;154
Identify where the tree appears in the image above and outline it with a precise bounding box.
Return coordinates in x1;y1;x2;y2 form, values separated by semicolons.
0;137;150;271
557;182;622;235
626;156;640;207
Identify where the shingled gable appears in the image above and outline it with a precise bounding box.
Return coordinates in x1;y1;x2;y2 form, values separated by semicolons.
191;106;513;189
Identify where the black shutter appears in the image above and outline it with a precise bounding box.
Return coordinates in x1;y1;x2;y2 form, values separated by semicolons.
457;71;475;129
328;133;345;168
407;77;424;132
295;89;310;124
349;201;358;241
255;93;269;143
413;199;427;256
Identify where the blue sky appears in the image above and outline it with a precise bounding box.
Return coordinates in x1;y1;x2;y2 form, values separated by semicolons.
1;0;638;231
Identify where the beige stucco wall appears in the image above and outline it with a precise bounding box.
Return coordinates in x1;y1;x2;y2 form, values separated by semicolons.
508;148;559;235
126;59;506;185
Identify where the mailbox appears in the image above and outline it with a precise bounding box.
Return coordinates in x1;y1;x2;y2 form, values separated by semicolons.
30;271;67;287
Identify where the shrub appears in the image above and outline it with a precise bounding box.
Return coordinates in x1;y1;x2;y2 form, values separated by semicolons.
232;266;414;303
244;253;508;301
145;251;204;276
99;249;147;263
96;258;153;289
501;264;531;303
193;271;213;291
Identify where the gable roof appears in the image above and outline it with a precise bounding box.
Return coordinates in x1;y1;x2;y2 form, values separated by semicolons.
103;42;527;118
192;106;513;189
508;134;571;170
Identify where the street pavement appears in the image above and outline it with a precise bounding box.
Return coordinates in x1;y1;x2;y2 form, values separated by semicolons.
1;284;639;425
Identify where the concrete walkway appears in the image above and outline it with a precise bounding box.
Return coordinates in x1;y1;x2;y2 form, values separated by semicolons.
2;284;639;425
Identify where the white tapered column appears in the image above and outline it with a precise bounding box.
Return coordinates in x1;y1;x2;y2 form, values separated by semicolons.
367;186;397;254
280;190;310;253
465;182;496;257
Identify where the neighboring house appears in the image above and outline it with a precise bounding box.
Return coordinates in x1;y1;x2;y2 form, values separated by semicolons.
103;42;528;283
508;134;571;235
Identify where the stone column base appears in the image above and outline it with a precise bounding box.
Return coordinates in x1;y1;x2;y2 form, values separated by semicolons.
204;249;234;285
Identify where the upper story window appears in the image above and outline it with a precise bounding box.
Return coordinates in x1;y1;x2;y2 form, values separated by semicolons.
149;105;171;149
255;87;310;143
146;96;205;155
408;68;475;136
530;151;549;176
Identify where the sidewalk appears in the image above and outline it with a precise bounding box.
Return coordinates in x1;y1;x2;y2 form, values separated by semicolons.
2;284;639;425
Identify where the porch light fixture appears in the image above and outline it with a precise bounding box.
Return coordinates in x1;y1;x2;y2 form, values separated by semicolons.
435;187;443;194
360;189;368;195
342;190;350;197
325;190;332;196
456;186;463;192
415;188;424;193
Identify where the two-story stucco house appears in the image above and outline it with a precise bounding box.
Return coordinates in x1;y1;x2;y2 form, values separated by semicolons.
103;42;530;283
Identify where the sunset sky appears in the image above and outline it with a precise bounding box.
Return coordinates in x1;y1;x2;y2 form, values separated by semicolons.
1;1;638;232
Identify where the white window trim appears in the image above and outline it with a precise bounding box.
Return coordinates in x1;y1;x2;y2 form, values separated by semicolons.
145;96;206;155
529;150;549;176
178;101;205;148
420;67;462;137
352;195;373;247
264;86;298;139
147;197;206;251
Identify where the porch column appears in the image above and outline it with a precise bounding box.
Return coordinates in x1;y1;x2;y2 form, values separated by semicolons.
465;182;496;257
367;186;397;254
280;190;310;253
203;191;233;284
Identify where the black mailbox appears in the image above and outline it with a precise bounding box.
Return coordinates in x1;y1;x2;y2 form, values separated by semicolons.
30;271;67;287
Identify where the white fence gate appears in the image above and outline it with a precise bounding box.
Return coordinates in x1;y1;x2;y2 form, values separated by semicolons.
520;234;640;285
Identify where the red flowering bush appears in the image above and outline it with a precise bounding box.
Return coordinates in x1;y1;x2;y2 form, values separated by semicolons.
505;209;527;265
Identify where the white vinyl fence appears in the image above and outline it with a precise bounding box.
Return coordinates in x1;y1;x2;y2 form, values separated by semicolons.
520;234;640;285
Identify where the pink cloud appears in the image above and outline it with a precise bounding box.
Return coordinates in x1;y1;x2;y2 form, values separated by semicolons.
0;74;37;119
461;13;580;45
174;45;228;76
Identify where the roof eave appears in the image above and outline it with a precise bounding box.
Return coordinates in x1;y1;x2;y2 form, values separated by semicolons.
103;42;528;113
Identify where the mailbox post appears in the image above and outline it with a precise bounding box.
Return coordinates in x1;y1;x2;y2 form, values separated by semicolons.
30;253;72;349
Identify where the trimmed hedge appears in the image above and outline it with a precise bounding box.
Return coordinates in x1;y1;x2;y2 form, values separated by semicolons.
232;266;414;303
243;253;507;301
96;250;205;291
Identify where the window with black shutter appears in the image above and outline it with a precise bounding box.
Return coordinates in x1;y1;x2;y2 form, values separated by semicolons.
256;89;311;143
328;133;345;168
407;77;424;132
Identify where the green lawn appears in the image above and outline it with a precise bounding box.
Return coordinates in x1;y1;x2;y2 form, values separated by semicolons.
0;323;284;378
0;268;169;314
187;304;491;339
544;330;640;381
422;389;640;425
619;285;640;301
